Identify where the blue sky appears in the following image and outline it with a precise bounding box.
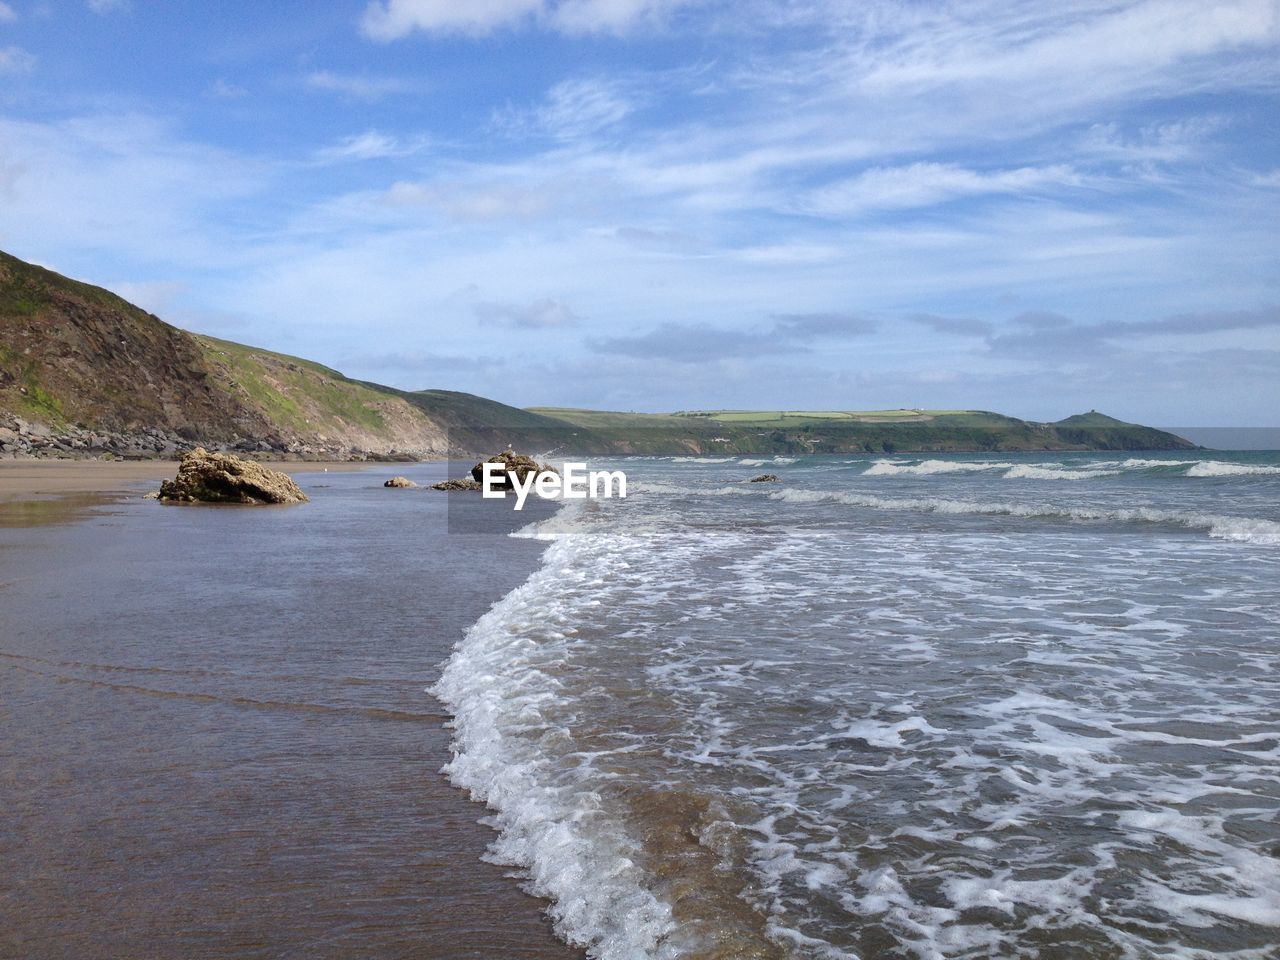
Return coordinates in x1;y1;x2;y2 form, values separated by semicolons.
1;0;1278;424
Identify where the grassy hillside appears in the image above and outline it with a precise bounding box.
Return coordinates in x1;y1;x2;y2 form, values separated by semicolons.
530;407;1197;453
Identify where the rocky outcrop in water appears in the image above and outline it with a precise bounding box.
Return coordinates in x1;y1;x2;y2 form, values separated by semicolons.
749;474;780;483
157;448;309;504
470;449;558;490
431;476;482;491
383;476;417;488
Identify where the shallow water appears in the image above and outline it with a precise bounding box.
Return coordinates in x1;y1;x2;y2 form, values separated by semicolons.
0;465;579;960
438;451;1280;959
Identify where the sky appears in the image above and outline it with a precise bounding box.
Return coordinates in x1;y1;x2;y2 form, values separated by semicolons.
0;0;1278;425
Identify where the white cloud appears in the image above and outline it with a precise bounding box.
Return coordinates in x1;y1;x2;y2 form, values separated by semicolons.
551;0;699;34
0;3;16;23
1080;117;1228;163
207;78;248;100
802;163;1084;217
0;113;267;270
86;0;130;13
305;70;419;100
381;178;561;220
315;131;423;162
362;0;543;38
0;45;34;73
496;77;636;140
474;297;581;328
361;0;698;38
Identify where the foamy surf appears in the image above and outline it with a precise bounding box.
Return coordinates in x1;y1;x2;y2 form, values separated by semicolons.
770;487;1280;545
433;533;684;960
435;451;1280;960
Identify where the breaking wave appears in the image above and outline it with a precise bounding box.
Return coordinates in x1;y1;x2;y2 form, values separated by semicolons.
770;488;1280;545
433;533;685;960
1186;460;1280;477
1001;465;1120;480
863;459;1006;476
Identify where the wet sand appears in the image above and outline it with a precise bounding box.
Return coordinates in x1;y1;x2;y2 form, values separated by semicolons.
0;458;372;504
0;463;584;959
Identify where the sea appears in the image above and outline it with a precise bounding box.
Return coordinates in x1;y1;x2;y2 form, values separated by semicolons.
438;450;1280;959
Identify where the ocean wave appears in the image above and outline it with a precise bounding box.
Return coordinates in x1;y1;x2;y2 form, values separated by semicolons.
1117;458;1197;469
1002;465;1120;481
863;459;1006;476
770;488;1280;546
740;457;798;466
433;535;684;960
1185;461;1280;477
669;456;736;463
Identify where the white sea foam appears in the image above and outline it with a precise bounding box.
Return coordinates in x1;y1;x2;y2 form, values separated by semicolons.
433;534;686;960
1117;458;1196;469
440;459;1280;960
1185;460;1280;477
1002;464;1120;480
770;488;1280;545
863;459;1006;476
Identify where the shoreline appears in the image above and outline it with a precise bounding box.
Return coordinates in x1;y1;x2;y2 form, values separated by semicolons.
0;457;379;503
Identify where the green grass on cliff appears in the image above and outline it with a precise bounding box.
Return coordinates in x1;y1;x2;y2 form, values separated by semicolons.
196;335;389;434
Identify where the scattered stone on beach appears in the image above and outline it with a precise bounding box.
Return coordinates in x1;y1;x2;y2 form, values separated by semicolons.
430;476;483;491
749;474;780;483
157;448;309;504
470;448;558;491
383;476;417;488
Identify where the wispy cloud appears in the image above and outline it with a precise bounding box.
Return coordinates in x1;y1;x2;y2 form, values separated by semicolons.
0;45;35;74
987;306;1280;356
207;78;249;100
362;0;543;38
474;297;581;328
305;70;420;100
86;0;130;13
495;76;636;140
907;313;994;338
590;321;796;361
361;0;700;38
0;3;16;23
770;312;877;338
315;131;425;162
592;311;876;361
802;163;1085;217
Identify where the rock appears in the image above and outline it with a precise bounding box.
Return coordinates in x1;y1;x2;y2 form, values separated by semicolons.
749;474;780;483
471;448;558;490
157;448;309;504
384;476;417;488
430;476;482;491
142;490;160;500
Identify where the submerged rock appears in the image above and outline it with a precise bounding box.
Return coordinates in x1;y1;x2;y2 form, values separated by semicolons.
383;476;417;488
470;448;558;491
157;448;309;504
431;476;482;491
749;474;780;483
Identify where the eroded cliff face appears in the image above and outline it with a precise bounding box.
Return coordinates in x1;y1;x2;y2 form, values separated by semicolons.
0;251;447;459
